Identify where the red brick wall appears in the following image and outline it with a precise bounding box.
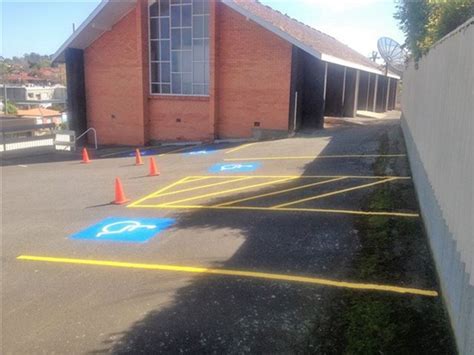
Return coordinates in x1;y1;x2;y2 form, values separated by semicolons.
147;1;215;142
84;8;146;146
149;97;211;141
83;1;293;144
216;4;292;138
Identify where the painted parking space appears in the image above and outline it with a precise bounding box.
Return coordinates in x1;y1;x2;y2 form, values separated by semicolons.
128;175;418;217
5;118;455;354
17;255;438;297
98;145;198;159
208;162;261;173
224;154;407;161
124;149;160;157
184;148;217;156
70;217;175;243
224;142;258;154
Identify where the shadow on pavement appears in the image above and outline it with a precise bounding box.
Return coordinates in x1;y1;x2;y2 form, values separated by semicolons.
0;142;234;167
91;120;455;354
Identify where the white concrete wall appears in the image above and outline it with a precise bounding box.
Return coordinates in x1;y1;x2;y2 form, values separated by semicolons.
401;18;473;354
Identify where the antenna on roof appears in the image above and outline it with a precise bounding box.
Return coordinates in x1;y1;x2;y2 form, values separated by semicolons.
369;51;380;62
377;37;407;76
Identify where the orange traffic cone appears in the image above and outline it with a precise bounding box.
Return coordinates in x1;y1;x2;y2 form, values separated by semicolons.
81;147;91;164
135;148;144;166
148;157;160;176
113;177;130;205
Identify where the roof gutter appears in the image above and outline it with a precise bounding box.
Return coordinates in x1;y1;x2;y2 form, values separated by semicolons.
322;54;400;79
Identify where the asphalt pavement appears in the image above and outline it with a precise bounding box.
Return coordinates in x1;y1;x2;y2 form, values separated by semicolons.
1;114;456;354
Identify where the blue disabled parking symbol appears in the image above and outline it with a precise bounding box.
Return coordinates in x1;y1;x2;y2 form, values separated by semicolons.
185;148;216;156
209;162;261;173
70;217;175;243
125;149;158;157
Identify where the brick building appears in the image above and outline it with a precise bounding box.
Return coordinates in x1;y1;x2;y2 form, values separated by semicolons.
54;0;399;146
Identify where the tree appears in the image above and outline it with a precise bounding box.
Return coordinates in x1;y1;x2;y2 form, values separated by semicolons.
434;0;474;39
5;100;18;115
394;0;474;62
0;57;14;77
24;52;52;70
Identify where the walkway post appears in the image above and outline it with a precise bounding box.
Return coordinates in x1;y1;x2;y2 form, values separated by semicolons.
293;91;298;132
341;67;347;116
323;62;328;100
352;70;360;117
366;73;371;110
385;78;391;111
372;75;379;112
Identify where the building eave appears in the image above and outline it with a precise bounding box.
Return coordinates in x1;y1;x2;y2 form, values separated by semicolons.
52;0;136;63
222;0;400;79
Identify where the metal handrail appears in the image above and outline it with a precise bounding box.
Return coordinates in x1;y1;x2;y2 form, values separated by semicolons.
75;127;98;150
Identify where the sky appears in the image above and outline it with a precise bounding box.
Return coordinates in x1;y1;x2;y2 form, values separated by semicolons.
1;0;405;59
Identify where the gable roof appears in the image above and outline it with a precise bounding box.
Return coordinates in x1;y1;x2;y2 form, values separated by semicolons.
224;0;398;78
53;0;399;79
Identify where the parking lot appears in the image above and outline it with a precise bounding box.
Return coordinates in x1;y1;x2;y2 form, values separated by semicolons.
1;118;455;353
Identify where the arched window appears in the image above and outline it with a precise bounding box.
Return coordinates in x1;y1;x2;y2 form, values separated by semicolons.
149;0;210;96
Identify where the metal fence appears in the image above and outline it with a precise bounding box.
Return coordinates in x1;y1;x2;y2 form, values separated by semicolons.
0;119;76;153
401;18;473;355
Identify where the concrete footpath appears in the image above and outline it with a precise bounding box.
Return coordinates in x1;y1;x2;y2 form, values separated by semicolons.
1;113;456;353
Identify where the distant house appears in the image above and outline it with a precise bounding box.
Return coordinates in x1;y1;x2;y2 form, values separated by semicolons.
17;107;62;125
6;66;65;86
3;85;67;108
53;0;399;146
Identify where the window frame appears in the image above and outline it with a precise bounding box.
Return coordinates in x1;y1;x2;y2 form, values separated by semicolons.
148;0;210;97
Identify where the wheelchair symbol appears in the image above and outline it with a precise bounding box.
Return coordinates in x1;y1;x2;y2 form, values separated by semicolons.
96;221;157;238
219;164;254;171
188;150;208;155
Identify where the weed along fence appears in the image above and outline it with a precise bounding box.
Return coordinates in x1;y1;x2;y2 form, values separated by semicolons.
401;18;473;354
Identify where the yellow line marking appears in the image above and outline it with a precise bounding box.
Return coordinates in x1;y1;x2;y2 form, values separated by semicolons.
130;204;420;218
172;176;214;186
17;255;437;297
224;154;406;161
225;142;257;154
152;177;253;199
182;175;411;179
100;145;189;158
99;149;138;158
160;177;298;207
174;176;192;184
215;176;347;207
273;178;398;209
182;176;212;183
127;177;190;207
158;146;193;156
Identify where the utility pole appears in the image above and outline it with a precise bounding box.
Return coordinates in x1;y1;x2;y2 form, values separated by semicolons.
3;82;7;115
1;55;7;114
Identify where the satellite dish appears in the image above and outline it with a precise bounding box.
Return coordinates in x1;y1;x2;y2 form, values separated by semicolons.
377;37;407;75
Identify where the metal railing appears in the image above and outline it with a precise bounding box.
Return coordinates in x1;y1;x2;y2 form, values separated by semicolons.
75;127;98;150
1;123;56;153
